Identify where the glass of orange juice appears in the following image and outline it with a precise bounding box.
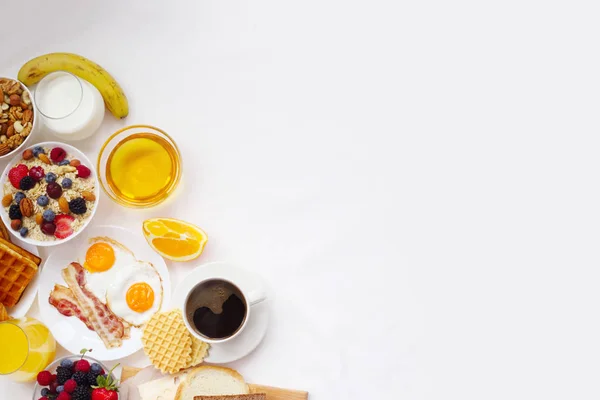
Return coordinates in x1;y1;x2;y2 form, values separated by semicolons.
0;318;56;382
97;125;182;208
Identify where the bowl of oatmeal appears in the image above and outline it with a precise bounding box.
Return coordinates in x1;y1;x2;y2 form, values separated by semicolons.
0;142;99;246
0;77;37;160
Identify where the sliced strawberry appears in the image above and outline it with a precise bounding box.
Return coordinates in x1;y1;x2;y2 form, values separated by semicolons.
54;214;75;239
8;164;29;189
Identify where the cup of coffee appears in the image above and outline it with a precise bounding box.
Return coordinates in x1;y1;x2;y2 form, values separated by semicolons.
183;278;266;344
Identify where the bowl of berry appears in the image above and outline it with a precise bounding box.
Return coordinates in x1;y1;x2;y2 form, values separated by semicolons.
0;141;99;246
33;350;119;400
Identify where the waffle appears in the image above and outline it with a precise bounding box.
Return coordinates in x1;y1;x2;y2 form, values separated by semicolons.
142;309;192;374
0;303;9;321
189;336;210;367
0;241;38;307
0;238;41;266
0;220;10;242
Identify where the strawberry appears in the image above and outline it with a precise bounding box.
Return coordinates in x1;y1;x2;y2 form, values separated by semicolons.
8;164;28;189
91;364;119;400
54;214;75;239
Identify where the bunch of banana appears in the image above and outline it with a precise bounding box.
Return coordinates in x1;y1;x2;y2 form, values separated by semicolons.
18;53;129;119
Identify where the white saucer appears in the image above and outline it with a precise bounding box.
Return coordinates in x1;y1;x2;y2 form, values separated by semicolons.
37;225;171;360
171;262;270;364
7;238;40;318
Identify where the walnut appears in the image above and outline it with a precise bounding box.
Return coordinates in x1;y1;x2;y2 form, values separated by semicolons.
0;79;23;96
1;80;22;95
7;133;23;149
8;106;23;121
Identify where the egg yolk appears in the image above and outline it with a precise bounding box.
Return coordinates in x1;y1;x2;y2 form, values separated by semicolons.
84;243;116;272
126;282;155;312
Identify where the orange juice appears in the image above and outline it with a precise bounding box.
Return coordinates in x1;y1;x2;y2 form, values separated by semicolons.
105;133;180;206
0;318;56;382
0;323;28;375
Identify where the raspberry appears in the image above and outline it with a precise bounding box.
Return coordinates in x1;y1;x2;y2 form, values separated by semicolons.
29;166;45;182
63;379;77;394
57;392;71;400
74;359;90;373
19;176;35;190
46;182;63;199
50;147;67;163
69;198;87;215
8;164;28;189
76;165;91;178
37;370;53;386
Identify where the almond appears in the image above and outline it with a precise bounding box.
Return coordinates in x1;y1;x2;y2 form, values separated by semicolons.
1;194;12;207
6;124;14;138
19;198;33;217
10;219;21;230
38;153;51;164
0;143;11;156
69;159;80;167
8;94;20;106
22;149;33;160
58;197;70;213
81;191;96;202
35;213;43;225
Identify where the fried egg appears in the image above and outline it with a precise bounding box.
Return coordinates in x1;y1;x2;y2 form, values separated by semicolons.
106;262;163;326
81;237;163;326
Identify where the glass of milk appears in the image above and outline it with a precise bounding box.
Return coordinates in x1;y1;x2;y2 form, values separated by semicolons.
34;71;104;141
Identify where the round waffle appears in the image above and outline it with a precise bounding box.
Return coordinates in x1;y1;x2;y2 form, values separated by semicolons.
189;336;210;367
142;309;192;373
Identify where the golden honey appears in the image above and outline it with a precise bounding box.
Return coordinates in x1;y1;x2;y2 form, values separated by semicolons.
105;133;180;205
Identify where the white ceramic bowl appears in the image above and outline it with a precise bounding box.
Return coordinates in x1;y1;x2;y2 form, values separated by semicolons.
0;141;100;247
0;77;38;160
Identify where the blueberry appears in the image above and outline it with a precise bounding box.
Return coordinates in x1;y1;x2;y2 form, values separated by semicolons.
90;363;102;374
37;195;49;207
61;178;72;189
33;146;45;157
58;160;70;166
60;358;74;368
45;173;57;183
43;210;55;222
41;388;50;396
14;192;25;204
19;227;28;237
56;386;64;393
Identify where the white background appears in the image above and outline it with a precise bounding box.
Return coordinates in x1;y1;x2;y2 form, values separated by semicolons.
1;0;600;398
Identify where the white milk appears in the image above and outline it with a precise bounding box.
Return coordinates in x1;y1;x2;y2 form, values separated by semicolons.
35;72;104;141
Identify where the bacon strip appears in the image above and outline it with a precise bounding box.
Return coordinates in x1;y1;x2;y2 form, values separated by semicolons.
49;284;94;331
61;263;126;348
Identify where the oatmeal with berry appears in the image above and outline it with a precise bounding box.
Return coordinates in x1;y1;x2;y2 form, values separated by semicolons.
2;145;96;240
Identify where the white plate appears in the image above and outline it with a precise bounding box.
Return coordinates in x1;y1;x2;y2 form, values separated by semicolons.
6;238;40;318
0;141;100;247
37;225;171;360
171;262;270;364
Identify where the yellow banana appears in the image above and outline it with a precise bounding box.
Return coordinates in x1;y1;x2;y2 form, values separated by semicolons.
18;53;129;119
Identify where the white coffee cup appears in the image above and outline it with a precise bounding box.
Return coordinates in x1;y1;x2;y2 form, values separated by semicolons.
183;278;266;344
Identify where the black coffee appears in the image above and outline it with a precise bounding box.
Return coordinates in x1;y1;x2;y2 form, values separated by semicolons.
187;279;247;339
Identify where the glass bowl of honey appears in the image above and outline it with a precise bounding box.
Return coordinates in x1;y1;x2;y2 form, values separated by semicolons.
97;125;182;208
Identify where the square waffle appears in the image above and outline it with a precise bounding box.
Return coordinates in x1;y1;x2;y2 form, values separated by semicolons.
0;241;38;307
142;309;192;374
0;220;10;242
0;238;41;266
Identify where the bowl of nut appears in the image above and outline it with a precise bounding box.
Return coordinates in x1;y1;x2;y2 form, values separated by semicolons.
0;78;37;160
0;141;99;246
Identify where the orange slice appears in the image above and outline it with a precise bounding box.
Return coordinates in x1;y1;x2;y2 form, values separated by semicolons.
143;218;208;261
